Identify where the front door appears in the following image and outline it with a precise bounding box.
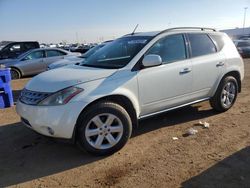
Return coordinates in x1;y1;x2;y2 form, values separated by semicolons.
137;34;193;116
19;50;46;75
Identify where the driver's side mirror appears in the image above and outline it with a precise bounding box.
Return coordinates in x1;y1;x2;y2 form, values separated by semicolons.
142;54;162;68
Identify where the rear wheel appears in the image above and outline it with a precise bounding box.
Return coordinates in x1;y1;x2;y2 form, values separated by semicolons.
10;68;21;80
210;76;238;112
76;102;132;156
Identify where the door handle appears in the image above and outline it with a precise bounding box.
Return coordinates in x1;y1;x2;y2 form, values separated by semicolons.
216;62;224;67
180;68;192;74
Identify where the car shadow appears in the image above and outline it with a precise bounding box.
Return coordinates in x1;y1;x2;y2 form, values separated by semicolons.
133;104;217;137
181;146;250;188
0;104;218;187
0;122;101;187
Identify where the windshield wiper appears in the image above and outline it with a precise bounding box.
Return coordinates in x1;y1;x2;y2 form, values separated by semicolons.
82;64;119;69
97;56;130;62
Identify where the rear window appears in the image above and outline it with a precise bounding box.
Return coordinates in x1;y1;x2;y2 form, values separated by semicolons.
209;34;225;51
188;34;217;57
46;50;66;57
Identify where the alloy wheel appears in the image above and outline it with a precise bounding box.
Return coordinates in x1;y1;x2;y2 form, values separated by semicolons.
85;113;124;150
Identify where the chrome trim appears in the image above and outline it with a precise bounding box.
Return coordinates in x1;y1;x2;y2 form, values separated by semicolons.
139;97;210;119
19;89;51;105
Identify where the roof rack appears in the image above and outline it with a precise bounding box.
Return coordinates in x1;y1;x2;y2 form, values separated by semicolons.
123;27;217;37
158;27;217;35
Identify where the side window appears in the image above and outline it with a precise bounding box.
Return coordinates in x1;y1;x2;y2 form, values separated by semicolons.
188;34;217;57
9;44;21;52
46;50;66;57
146;34;187;64
24;51;44;60
23;43;38;50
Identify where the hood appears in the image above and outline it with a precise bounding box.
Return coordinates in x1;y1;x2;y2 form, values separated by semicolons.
49;58;83;69
25;65;118;92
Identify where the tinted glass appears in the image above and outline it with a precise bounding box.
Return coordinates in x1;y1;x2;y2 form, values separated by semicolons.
188;34;216;57
146;34;186;64
23;43;38;50
82;44;105;58
237;41;250;47
82;36;151;69
9;44;21;52
24;51;44;60
46;50;66;57
209;34;225;51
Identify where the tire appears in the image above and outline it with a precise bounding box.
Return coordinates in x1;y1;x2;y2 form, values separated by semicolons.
210;76;238;112
76;101;132;156
10;68;21;80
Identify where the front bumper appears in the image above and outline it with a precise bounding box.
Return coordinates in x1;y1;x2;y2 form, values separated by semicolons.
16;100;88;139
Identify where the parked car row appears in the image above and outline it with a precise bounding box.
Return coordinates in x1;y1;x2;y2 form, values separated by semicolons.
0;48;81;79
48;40;112;70
0;40;112;79
40;43;98;54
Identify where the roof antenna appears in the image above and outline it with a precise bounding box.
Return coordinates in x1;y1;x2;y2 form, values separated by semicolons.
131;24;139;35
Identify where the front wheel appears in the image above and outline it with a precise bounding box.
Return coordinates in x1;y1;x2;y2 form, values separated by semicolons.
76;102;132;156
210;76;238;112
10;69;21;80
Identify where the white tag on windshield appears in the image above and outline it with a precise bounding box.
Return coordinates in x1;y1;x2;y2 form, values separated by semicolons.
128;40;147;44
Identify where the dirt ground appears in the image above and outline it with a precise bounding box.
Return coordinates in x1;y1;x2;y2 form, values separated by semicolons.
0;59;249;188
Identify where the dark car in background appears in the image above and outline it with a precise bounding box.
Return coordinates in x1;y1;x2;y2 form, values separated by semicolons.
234;40;250;58
0;41;40;60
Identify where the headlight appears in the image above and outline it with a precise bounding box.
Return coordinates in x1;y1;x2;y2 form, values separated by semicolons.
39;87;83;106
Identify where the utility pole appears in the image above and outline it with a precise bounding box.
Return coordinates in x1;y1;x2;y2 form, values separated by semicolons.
243;7;248;35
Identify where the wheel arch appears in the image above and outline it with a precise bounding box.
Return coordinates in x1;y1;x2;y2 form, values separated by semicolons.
9;66;23;77
73;94;139;142
211;70;241;98
223;71;241;93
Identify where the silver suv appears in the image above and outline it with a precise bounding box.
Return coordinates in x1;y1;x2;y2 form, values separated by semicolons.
16;27;244;155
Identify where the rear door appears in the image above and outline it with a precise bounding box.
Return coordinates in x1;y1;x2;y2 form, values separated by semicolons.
138;34;193;116
187;33;225;99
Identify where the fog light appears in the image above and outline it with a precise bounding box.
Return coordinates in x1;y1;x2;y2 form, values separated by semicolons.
47;127;54;135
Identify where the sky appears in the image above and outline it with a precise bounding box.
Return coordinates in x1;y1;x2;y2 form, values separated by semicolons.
0;0;249;43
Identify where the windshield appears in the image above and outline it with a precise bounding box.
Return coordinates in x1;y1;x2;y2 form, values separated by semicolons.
81;36;152;69
17;50;31;59
0;41;13;51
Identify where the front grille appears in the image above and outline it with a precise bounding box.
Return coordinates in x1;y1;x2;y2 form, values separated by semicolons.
19;89;51;105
